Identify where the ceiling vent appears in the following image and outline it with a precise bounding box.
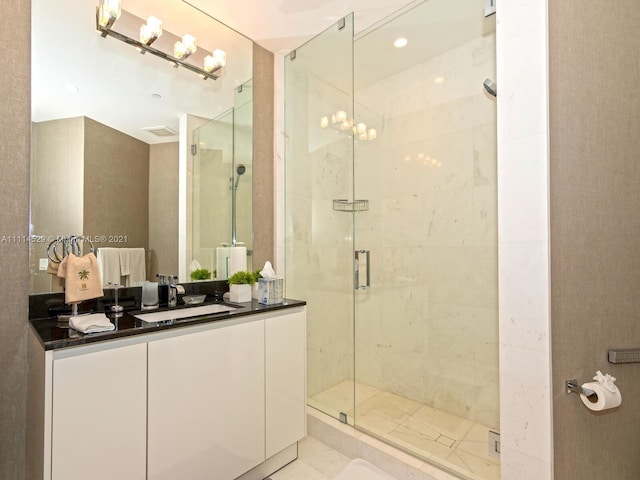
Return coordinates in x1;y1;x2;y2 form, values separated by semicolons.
141;125;178;137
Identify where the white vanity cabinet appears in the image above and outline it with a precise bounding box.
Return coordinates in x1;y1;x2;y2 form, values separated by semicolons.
265;309;306;457
50;342;147;480
147;318;266;480
28;305;306;480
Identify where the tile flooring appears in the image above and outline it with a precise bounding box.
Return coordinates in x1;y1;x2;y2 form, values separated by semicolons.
269;436;352;480
307;380;500;480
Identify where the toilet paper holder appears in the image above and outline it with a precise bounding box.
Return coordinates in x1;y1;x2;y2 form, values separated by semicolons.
566;379;597;398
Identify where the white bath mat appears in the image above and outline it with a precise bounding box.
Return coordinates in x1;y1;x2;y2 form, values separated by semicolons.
332;458;396;480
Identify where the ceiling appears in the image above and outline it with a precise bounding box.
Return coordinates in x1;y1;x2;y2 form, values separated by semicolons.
31;0;492;144
184;0;420;53
31;0;416;144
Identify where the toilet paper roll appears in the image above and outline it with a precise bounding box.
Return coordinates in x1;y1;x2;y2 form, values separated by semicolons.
580;382;622;411
229;246;247;276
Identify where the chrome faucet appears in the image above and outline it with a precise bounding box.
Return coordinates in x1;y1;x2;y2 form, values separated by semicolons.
168;275;179;307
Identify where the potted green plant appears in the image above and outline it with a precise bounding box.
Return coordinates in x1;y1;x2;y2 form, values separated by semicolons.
227;271;255;302
190;268;212;281
251;270;262;299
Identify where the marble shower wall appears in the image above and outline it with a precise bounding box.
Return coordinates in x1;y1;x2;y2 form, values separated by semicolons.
354;32;498;428
286;24;498;429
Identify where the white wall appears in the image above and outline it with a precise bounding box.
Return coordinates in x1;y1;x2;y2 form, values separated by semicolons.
497;2;553;479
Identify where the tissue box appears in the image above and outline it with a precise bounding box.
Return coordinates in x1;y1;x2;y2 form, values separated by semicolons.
258;278;283;305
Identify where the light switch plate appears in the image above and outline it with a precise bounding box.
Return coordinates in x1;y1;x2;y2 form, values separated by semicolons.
39;258;48;271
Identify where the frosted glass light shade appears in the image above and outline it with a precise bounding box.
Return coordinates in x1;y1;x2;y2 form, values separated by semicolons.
98;0;121;28
174;34;197;59
140;16;162;44
204;49;226;72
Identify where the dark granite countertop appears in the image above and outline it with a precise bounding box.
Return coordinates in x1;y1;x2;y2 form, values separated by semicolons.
30;299;306;351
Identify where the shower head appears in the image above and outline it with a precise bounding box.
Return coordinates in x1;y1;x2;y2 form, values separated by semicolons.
234;164;246;189
483;78;497;98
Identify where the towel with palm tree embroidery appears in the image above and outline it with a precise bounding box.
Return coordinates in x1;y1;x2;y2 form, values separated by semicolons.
57;252;104;304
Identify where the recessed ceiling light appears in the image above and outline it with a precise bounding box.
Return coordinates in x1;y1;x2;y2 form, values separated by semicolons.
64;84;79;93
433;76;445;84
393;37;408;48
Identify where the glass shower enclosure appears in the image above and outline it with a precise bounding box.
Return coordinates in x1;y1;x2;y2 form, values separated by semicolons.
285;2;498;479
191;80;253;278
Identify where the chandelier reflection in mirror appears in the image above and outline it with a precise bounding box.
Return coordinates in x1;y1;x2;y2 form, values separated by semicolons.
319;106;380;141
96;0;227;81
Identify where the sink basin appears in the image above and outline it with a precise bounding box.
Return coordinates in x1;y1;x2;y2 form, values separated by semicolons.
135;304;237;323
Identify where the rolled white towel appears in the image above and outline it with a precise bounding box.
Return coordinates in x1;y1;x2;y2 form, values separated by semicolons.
69;314;115;334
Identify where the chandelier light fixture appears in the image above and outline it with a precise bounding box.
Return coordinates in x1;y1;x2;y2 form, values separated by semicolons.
96;0;226;81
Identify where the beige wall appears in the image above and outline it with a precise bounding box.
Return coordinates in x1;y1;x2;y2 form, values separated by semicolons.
30;118;84;292
549;1;640;478
0;1;30;478
252;43;275;269
84;117;149;254
30;117;150;291
149;142;179;278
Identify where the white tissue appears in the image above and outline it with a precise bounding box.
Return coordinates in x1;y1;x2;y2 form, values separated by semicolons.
257;261;283;305
189;259;202;272
593;370;617;392
260;261;277;279
580;370;622;411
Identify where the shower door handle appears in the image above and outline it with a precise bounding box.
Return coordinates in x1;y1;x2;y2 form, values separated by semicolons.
354;250;370;290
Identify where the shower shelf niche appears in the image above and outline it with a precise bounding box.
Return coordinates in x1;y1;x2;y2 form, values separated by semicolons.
333;199;369;212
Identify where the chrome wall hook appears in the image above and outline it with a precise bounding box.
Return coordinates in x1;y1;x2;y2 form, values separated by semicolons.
566;379;596;398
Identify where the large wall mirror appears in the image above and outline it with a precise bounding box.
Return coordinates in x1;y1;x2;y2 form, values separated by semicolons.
30;0;254;294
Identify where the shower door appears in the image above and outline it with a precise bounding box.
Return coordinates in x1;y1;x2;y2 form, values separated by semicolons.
285;2;498;479
284;15;356;423
351;1;499;478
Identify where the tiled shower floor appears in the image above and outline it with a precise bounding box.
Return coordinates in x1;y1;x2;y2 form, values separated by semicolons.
308;380;500;480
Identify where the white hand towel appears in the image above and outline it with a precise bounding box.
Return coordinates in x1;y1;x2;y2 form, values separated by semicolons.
127;248;146;286
69;313;115;334
119;248;131;276
97;248;122;286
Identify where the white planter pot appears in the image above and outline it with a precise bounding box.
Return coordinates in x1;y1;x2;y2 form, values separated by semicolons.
229;284;252;303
